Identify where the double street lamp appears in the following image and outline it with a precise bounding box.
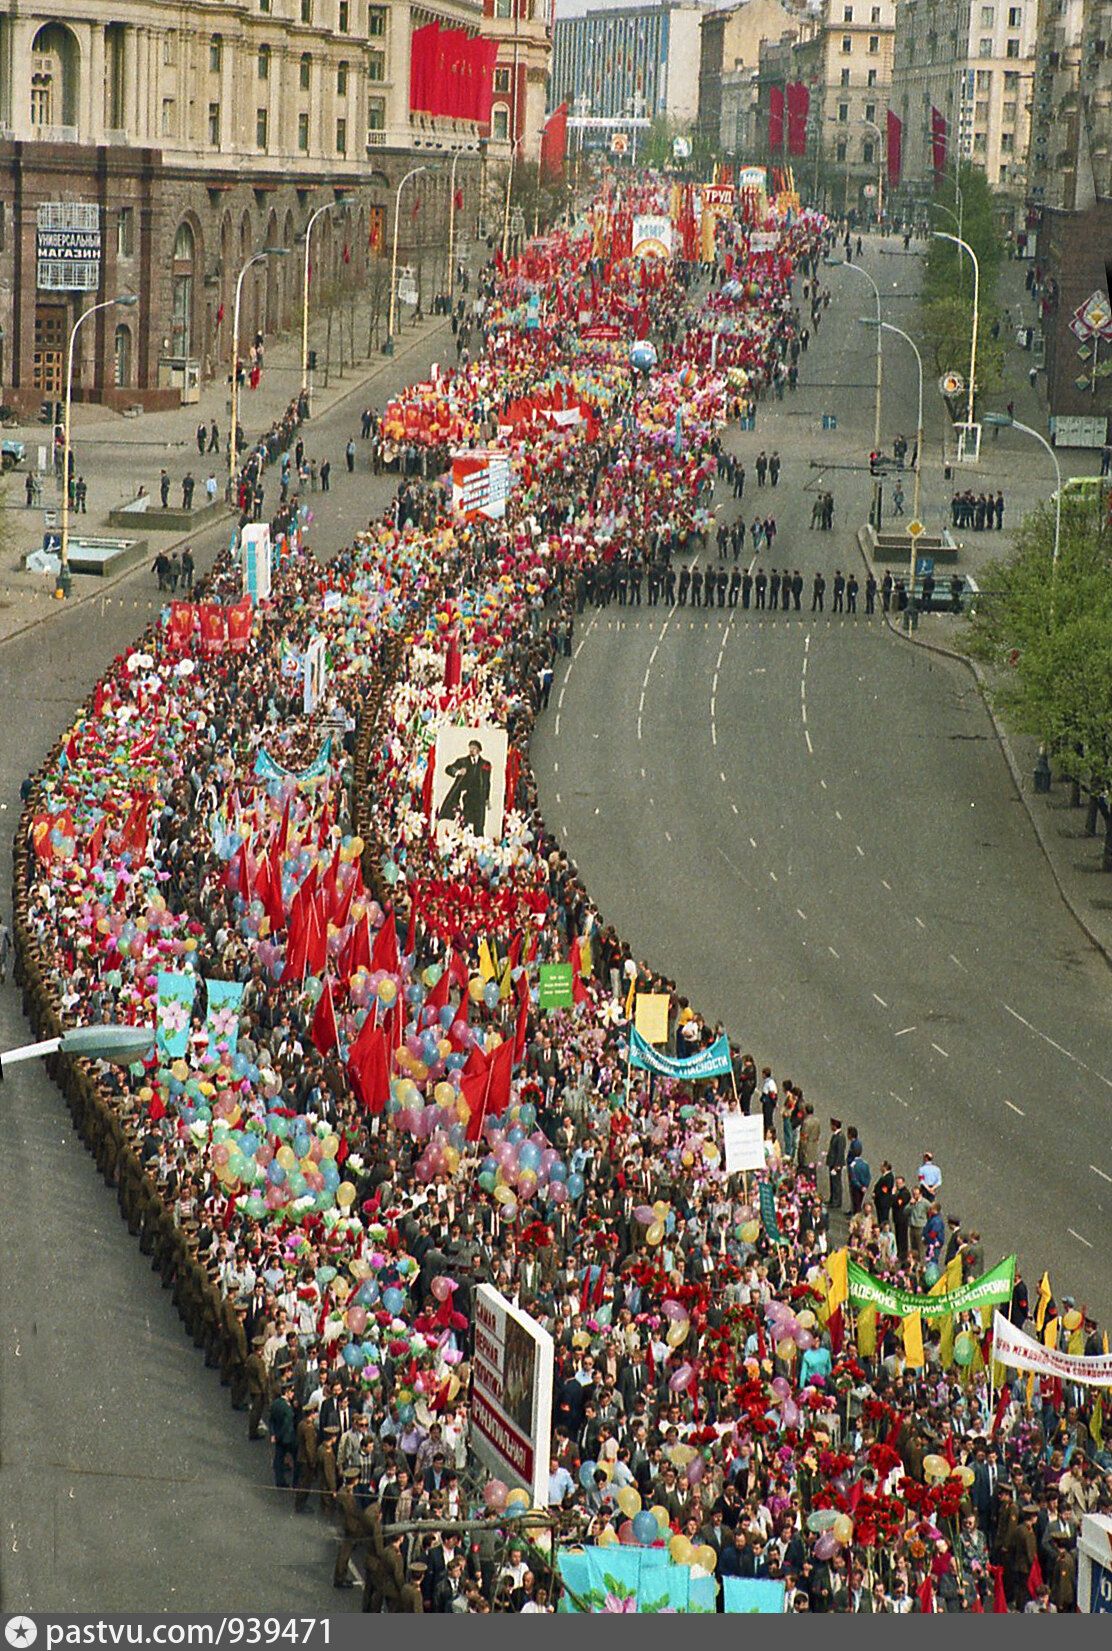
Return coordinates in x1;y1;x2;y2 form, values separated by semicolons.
862;316;923;600
385;166;428;355
59;294;138;597
302;194;356;412
229;248;289;499
1;1022;154;1080
983;410;1062;614
933;229;980;437
860;119;884;224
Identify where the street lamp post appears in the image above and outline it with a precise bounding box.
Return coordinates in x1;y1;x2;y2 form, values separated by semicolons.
861;119;884;225
826;255;884;524
0;1022;155;1079
862;317;923;599
933;230;979;436
448;146;473;305
230;249;288;500
302;195;355;413
59;294;137;597
386;165;428;355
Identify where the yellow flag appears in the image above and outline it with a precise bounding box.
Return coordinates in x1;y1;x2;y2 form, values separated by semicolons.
1092;1393;1105;1451
1104;1332;1109;1356
1069;1328;1085;1357
499;960;513;1002
624;971;636;1021
939;1315;955;1370
1043;1316;1059;1351
478;938;497;983
856;1303;877;1358
945;1256;963;1293
825;1248;849;1312
579;933;592;976
1035;1272;1052;1332
903;1311;925;1369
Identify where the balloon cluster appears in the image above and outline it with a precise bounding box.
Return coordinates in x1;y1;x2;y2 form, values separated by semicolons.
807;1507;855;1560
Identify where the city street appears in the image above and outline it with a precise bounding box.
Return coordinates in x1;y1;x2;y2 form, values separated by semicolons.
533;236;1112;1320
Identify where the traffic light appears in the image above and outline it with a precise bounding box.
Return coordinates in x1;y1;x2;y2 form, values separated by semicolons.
307;350;318;372
869;450;881;475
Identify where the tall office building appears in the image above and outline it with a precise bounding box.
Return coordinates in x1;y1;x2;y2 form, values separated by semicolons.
549;1;709;132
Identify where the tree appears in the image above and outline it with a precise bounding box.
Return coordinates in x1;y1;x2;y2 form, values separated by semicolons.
919;293;1007;400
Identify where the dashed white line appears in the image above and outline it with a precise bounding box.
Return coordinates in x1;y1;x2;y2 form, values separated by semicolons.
731;803;739;814
749;837;757;849
1005;1101;1025;1116
855;844;865;857
895;1026;916;1038
664;831;672;843
800;703;807;724
636;719;642;741
805;730;813;754
819;779;827;789
873;993;888;1008
555;792;561;804
769;871;778;883
720;771;727;783
880;877;891;890
1001;1003;1112;1089
835;811;844;822
796;908;807;921
931;1042;949;1058
1091;1165;1112;1184
553;761;558;774
804;634;810;653
949;954;967;972
710;697;717;716
890;1091;908;1107
914;916;926;929
712;726;717;745
640;768;646;779
554;715;560;736
1068;1228;1093;1249
828;946;840;959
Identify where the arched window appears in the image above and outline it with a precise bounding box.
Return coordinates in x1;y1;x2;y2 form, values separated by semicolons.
114;323;132;387
492;102;509;141
31;23;78;128
171;221;196;358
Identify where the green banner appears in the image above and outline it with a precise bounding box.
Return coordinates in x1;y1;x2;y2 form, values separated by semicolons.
538;963;574;1010
759;1180;783;1245
846;1255;1016;1319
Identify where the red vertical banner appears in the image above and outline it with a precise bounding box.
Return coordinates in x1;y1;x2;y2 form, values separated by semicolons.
409;22;437;114
769;85;784;153
198;604;226;658
887;109;903;189
541;101;568;180
931;106;947;185
168;601;195;652
475;39;499;126
787;82;810;157
226;599;253;653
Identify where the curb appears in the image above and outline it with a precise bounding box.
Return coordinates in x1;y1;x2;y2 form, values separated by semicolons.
853;526;1112;972
0;314;452;653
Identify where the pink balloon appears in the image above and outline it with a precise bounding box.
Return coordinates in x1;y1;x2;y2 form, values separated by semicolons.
782;1398;800;1428
669;1363;694;1393
484;1479;508;1511
618;1520;637;1545
430;1276;453;1303
770;1376;792;1401
661;1299;688;1322
634;1205;655;1226
794;1329;815;1351
687;1454;705;1485
813;1531;838;1561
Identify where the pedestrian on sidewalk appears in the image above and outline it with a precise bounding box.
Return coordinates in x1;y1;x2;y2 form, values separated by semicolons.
168;552;180;592
208;422;220;455
182;473;195;510
206;472;218;506
361;408;372;439
346;439;356;473
152;551;169;591
310;461;318;492
320;460;331;492
160;469;170;509
75;476;87;514
0;914;10;985
182;546;194;592
24;472;35;507
196;421;207;454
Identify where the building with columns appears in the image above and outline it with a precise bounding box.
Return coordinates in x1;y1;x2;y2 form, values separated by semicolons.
0;0;531;412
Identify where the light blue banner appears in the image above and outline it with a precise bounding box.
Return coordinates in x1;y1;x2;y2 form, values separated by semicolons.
723;1577;786;1614
155;971;196;1061
628;1025;733;1080
253;736;332;786
204;978;245;1058
556;1547;714;1613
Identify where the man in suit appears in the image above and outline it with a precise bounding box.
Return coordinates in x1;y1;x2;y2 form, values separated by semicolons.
437;739;492;835
826;1119;846;1208
618;1348;650;1415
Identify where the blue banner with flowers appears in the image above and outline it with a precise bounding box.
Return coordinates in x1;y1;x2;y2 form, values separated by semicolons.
155;971;196;1061
628;1026;732;1080
204;978;245;1059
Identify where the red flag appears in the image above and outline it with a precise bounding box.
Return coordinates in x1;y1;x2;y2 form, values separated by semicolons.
348;1019;390;1116
942;1432;956;1469
119;797;149;859
257;849;286;934
990;1384;1010;1438
310;978;339;1055
216;302;225;325
513;990;530;1064
303;899;328;978
769;85;785;151
541;101;568;181
827;1305;844;1356
332;863;359;933
462;1038;514;1142
786;82;809;156
1028;1555;1044;1597
372;909;400;976
276;793;291;855
281;922;308;985
931;107;948;185
917;1577;934;1615
426;960;452;1016
887;109;903;188
459;1041;490;1140
991;1565;1008;1614
347;913;372;977
87;814;106;867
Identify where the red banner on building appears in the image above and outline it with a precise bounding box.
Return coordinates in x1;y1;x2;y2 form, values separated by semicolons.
887;109;902;188
787;82;810;157
769;85;784;152
931;106;947;185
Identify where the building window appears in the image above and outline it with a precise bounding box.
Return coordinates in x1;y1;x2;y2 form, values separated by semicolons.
865;101;876;121
31;75;52;126
863;139;874;162
494;66;511;93
838;101;848;121
843;4;853;18
835;138;847;160
867;67;877;84
492;102;509;138
114;323;132;388
258;45;270;79
161;96;174;135
841;34;852;51
368;5;386;33
1003;68;1019;87
210;35;222;72
301;0;313;19
1000;129;1013;149
868;32;879;50
337;60;348;94
338;0;349;31
117;206;134;257
1008;5;1021;23
496;0;512;15
980;4;994;22
1006;35;1020;53
336;116;347;151
368;95;385;130
871;3;880;17
208;102;220;143
163;32;175;66
298;110;309;149
840;66;851;85
368;50;385;80
975;98;989;120
974;128;986;148
300;53;311;88
976;68;992;88
259;0;270;12
979;35;993;52
256;106;268;147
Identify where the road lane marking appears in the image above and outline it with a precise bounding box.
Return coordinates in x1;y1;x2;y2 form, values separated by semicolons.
931;1042;949;1058
949;954;967;972
712;726;717;745
553;762;558;773
914;917;926;929
1091;1165;1112;1183
731;803;739;814
796;909;807;921
750;837;757;848
769;871;778;882
1069;1229;1093;1248
873;993;888;1008
554;715;560;736
890;1091;908;1107
836;811;844;821
664;831;672;843
828;946;840;958
856;844;865;857
1001;1003;1112;1089
895;1026;916;1037
1005;1101;1025;1116
805;730;813;754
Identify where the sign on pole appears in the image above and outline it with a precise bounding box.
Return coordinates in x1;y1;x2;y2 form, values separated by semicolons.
722;1112;765;1175
537;963;574;1010
471;1284;554;1508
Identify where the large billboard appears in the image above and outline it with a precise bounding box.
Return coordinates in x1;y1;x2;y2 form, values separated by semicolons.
632;215;673;259
452;450;512;520
471;1284;554;1507
431;723;508;845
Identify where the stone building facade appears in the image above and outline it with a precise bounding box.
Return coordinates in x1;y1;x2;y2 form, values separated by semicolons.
0;0;521;412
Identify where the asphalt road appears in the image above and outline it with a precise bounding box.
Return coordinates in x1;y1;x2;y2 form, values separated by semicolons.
532;243;1112;1320
0;323;450;1613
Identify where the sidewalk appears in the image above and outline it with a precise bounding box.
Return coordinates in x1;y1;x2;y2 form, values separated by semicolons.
0;295;457;644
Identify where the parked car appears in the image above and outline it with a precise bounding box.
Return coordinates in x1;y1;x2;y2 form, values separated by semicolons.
1;438;26;470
